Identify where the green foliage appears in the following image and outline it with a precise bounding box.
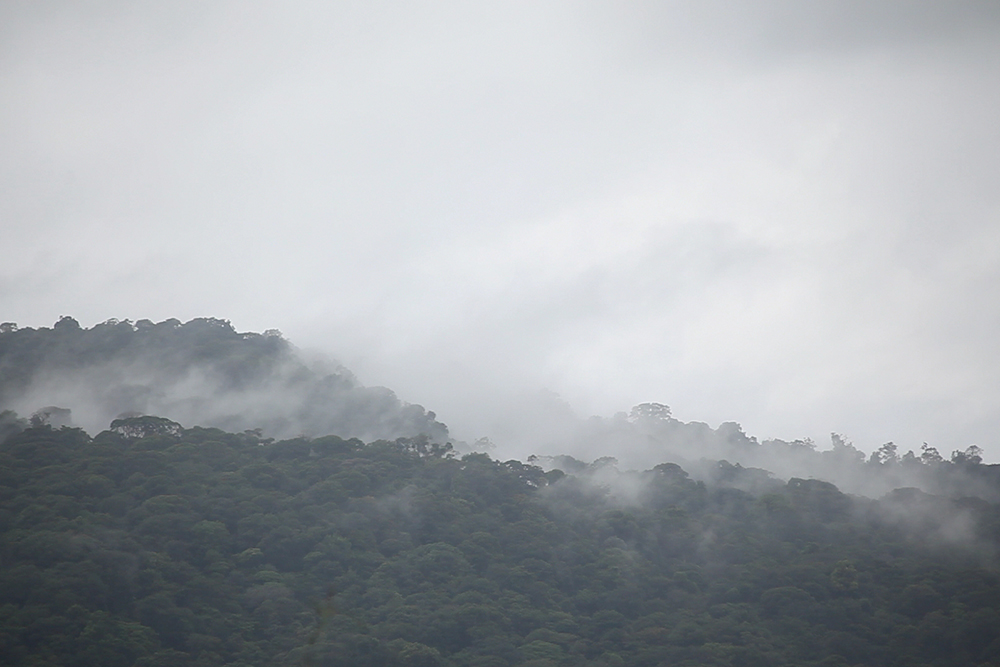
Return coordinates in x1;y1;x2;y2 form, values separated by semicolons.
1;423;1000;666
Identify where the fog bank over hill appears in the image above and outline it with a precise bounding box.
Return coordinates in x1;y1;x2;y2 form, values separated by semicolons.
1;317;996;502
3;2;1000;464
517;404;995;502
0;317;447;443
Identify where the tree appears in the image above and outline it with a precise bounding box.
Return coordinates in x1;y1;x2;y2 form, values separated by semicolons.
629;403;672;422
0;409;26;443
950;445;983;465
869;442;899;466
920;443;944;465
29;406;73;428
110;416;183;440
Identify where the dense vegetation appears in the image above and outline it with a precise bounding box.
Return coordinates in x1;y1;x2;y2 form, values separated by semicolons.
3;419;1000;667
2;317;993;500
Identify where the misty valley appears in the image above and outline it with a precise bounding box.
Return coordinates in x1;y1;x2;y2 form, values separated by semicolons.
2;318;1000;667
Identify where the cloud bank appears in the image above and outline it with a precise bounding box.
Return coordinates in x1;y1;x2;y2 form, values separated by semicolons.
1;2;999;457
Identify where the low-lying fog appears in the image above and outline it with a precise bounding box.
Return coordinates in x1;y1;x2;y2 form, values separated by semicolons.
2;318;995;506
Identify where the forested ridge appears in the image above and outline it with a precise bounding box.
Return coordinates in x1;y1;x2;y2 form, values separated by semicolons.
2;418;1000;667
0;317;447;443
3;318;1000;666
2;317;992;500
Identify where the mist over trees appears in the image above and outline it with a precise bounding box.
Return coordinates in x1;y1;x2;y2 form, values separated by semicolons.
2;419;999;666
0;317;447;444
3;316;1000;665
2;317;991;502
525;404;994;501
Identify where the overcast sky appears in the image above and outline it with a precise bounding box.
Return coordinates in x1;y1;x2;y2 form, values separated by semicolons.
2;1;999;458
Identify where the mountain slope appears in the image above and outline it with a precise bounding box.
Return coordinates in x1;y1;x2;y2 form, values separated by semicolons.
1;421;998;667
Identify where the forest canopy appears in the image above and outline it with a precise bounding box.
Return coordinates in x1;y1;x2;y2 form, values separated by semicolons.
1;419;1000;667
2;317;1000;666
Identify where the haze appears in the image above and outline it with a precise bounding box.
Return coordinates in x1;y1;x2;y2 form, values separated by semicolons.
2;2;999;459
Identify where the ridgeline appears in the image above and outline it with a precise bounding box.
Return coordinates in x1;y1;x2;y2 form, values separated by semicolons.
1;318;999;666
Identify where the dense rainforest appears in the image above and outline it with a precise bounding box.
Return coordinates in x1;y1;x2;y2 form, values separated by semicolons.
3;317;1000;666
2;417;1000;667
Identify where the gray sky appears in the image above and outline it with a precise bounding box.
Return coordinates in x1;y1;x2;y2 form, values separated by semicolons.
3;1;1000;458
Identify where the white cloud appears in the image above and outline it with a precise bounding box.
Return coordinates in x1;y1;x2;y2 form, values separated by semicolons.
2;1;999;458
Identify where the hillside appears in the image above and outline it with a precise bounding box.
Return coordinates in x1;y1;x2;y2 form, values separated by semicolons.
3;316;1000;666
2;419;999;666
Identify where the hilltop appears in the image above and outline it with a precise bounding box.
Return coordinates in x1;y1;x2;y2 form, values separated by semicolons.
2;317;997;502
0;317;447;443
